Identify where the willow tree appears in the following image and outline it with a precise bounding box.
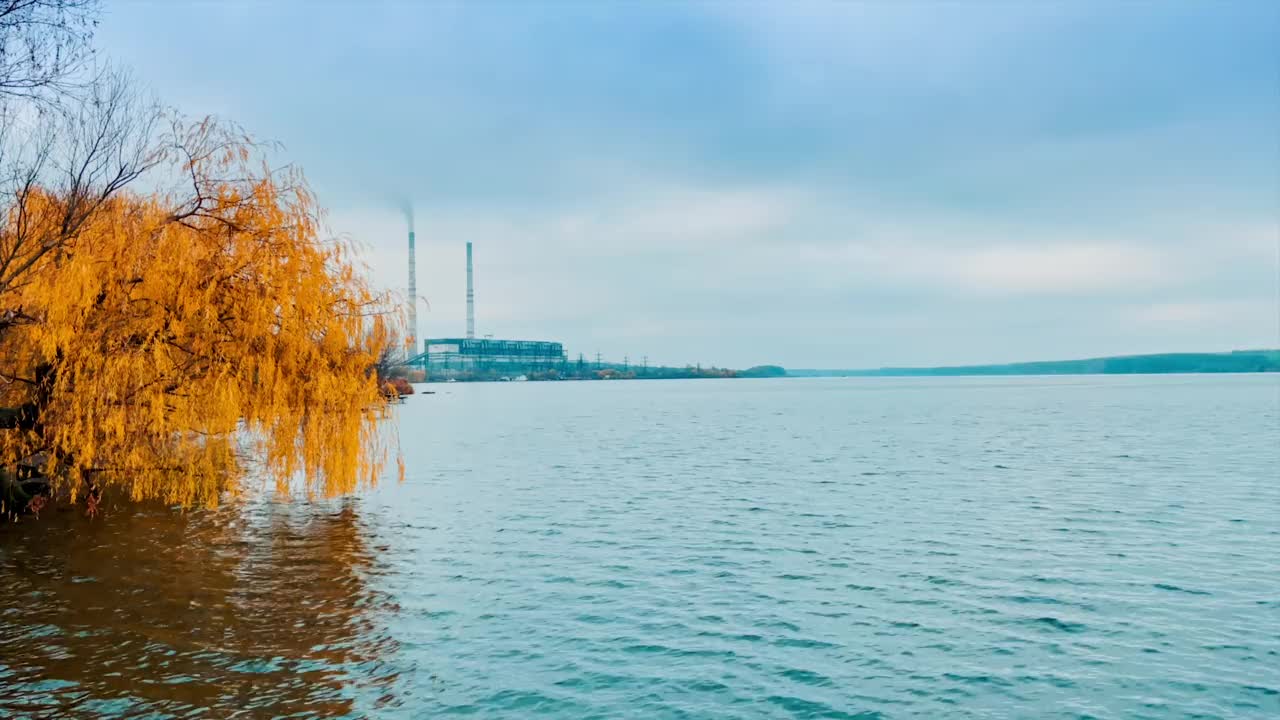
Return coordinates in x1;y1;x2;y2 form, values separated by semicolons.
0;118;394;511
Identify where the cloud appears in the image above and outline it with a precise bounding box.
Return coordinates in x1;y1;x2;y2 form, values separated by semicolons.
938;243;1170;294
548;184;803;255
1126;300;1276;327
333;174;1273;326
748;219;1181;298
714;2;1081;93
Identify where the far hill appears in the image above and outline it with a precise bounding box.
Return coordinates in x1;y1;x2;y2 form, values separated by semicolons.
789;350;1280;378
740;365;787;378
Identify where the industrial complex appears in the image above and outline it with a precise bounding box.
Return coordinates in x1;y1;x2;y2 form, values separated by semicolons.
423;338;567;377
399;223;746;382
404;231;566;380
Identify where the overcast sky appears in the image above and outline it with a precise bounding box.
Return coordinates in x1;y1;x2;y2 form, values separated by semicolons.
98;1;1278;368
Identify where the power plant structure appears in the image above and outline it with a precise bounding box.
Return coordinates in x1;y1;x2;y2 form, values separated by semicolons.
398;221;731;382
410;238;566;380
423;337;567;378
466;241;475;340
406;223;417;353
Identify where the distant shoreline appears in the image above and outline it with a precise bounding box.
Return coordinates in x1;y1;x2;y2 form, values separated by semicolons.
422;365;786;383
416;352;1280;383
787;350;1280;378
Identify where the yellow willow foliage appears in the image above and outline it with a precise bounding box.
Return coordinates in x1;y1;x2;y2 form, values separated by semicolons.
0;147;393;508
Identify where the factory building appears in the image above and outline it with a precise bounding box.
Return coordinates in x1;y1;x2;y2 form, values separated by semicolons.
423;338;566;377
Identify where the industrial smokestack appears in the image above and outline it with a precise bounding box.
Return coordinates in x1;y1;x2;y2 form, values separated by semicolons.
396;200;419;355
466;241;475;339
407;229;417;352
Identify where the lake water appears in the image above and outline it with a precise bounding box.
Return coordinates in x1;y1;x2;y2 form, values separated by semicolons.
2;375;1278;718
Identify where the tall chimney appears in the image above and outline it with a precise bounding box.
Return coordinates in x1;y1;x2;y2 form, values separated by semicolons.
407;228;417;353
465;241;475;339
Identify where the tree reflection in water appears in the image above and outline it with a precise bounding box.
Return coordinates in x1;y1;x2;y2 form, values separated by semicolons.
0;497;402;717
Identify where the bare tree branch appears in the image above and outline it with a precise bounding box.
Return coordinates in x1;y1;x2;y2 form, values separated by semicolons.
0;0;99;101
0;66;159;301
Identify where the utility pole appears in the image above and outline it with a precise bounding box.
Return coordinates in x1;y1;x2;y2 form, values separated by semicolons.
623;355;629;372
595;352;602;370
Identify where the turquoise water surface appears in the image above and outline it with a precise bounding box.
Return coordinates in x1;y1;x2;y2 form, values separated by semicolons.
2;375;1278;718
